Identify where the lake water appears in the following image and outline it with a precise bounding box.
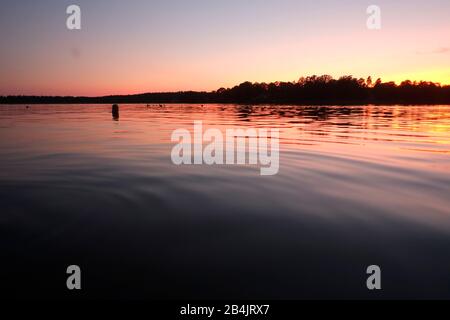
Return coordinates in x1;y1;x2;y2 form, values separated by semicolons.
1;104;450;299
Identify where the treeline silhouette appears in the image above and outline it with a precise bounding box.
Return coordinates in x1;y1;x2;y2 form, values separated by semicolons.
2;75;450;105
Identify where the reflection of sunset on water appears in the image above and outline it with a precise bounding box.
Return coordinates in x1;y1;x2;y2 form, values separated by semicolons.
1;104;450;299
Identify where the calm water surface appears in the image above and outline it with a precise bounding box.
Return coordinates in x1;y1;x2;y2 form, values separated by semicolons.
1;104;450;299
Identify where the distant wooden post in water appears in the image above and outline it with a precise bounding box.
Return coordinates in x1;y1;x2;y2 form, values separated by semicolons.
112;104;119;120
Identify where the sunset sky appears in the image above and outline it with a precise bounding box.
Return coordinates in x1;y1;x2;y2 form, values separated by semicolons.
0;0;449;96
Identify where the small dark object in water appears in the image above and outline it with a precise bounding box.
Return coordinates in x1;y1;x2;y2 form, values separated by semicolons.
112;104;119;119
26;106;30;109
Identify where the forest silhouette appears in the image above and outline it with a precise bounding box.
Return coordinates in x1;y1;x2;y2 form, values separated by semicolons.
2;75;450;105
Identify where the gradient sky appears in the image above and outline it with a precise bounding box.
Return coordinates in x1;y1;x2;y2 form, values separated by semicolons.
0;0;449;96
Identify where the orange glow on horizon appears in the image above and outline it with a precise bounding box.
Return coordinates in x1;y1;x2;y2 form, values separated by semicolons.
1;1;449;96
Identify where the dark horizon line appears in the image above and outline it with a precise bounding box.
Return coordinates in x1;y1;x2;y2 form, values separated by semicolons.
1;75;450;105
